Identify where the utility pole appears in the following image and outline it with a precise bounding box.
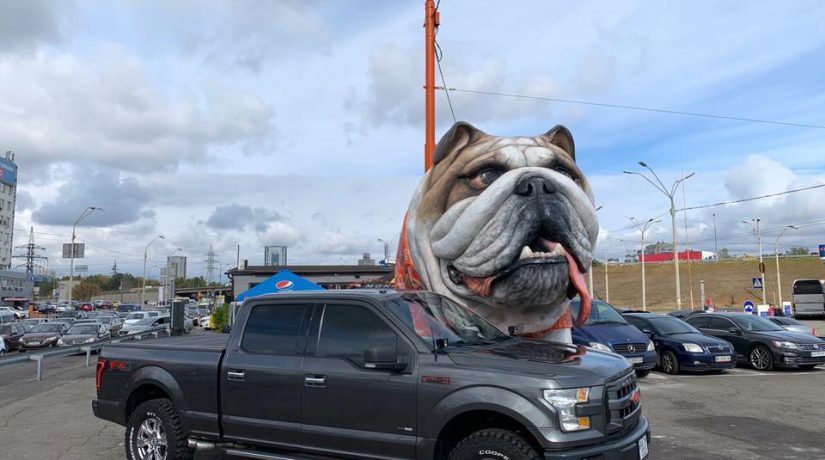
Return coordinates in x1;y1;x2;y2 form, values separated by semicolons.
111;259;118;276
604;252;609;303
624;164;694;309
712;213;719;261
774;225;798;306
141;235;165;306
630;217;660;311
205;245;217;284
12;227;47;280
423;0;439;171
68;207;102;306
742;219;766;306
377;239;391;264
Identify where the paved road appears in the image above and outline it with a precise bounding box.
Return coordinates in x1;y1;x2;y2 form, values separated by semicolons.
2;332;825;459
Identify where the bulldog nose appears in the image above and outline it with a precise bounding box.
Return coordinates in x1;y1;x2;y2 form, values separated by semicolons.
515;175;556;196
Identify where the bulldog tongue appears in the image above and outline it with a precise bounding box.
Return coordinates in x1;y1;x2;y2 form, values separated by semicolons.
566;251;591;327
463;274;496;297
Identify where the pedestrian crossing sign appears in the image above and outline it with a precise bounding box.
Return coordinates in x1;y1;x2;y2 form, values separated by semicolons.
752;277;763;289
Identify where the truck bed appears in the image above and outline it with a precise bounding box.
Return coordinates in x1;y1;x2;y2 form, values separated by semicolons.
109;332;229;351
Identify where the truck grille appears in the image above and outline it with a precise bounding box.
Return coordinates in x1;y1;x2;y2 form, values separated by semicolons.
612;343;646;355
706;345;732;353
604;373;640;434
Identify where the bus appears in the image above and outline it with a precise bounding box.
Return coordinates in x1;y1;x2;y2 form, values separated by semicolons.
792;279;825;317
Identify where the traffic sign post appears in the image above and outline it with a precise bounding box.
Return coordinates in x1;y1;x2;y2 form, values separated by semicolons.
752;278;763;290
743;300;755;314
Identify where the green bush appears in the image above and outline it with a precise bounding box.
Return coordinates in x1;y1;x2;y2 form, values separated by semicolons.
211;304;230;332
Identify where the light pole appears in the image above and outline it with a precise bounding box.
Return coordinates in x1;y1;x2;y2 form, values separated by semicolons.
165;248;182;305
774;225;798;306
377;238;391;264
624;163;694;308
630;217;660;311
68;207;102;305
742;219;766;306
712;213;719;260
142;235;165;306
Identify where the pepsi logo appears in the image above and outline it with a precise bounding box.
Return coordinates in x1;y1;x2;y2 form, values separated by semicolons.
275;280;294;290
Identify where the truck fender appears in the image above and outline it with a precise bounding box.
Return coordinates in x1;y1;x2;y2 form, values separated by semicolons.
423;385;554;444
123;365;187;416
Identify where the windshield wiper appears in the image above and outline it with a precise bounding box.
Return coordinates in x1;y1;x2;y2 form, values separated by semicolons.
590;320;626;325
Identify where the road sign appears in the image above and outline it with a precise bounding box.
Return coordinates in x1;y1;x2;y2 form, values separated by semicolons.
752;277;763;290
62;243;85;259
820;244;825;260
743;300;754;313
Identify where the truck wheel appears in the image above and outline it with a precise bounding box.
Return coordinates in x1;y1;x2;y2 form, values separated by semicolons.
447;428;540;460
125;398;193;460
749;345;773;371
660;351;679;375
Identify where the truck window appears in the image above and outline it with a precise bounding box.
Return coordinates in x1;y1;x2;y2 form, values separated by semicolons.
242;304;309;355
316;304;396;366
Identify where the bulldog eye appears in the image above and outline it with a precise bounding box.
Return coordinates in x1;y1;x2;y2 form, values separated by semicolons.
468;168;503;190
554;166;572;178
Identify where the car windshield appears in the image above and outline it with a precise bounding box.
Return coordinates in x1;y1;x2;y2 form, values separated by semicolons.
647;317;700;335
98;317;113;324
0;325;10;334
126;313;145;320
31;324;63;333
131;317;157;326
67;325;98;335
772;317;803;326
730;315;784;332
386;292;510;347
571;300;627;325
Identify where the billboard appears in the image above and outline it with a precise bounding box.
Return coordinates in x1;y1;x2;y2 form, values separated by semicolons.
62;243;85;259
264;245;288;266
0;157;17;187
820;244;825;260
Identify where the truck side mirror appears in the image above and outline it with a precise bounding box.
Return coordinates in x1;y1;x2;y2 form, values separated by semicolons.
364;338;407;372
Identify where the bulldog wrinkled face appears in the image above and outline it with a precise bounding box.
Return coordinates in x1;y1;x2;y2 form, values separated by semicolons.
424;126;598;313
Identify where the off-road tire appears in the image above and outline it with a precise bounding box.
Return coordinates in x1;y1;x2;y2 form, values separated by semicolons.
660;350;680;375
447;428;540;460
635;369;651;378
125;398;193;460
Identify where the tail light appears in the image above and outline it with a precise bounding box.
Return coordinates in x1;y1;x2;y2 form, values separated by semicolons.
95;359;106;390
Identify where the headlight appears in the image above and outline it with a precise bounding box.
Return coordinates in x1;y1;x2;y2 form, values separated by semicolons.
543;388;591;431
44;336;57;342
646;340;655;351
772;341;798;349
57;339;65;346
683;343;704;353
588;342;612;352
85;337;95;343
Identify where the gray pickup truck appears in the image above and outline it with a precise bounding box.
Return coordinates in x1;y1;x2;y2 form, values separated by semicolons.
93;290;650;460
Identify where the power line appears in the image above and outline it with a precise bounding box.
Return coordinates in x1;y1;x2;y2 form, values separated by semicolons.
677;183;825;211
441;87;825;130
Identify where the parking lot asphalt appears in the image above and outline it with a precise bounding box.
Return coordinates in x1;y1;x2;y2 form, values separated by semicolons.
2;325;825;460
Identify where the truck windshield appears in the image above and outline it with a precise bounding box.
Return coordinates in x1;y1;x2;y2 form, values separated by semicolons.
387;292;509;346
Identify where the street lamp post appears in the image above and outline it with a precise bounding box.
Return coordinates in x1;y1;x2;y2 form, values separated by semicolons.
774;225;798;306
377;238;391;264
742;219;766;306
141;235;165;306
165;248;182;305
624;163;694;308
68;207;102;305
630;217;660;311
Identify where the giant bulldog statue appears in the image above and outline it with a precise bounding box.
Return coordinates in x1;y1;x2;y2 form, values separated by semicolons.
396;122;599;343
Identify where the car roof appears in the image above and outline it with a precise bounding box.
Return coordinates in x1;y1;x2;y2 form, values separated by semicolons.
624;313;669;319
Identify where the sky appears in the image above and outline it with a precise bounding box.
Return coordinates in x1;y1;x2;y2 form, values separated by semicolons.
3;0;825;279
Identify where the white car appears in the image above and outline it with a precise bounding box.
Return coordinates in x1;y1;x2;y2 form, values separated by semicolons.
123;311;161;326
0;336;6;356
0;306;26;319
55;303;74;313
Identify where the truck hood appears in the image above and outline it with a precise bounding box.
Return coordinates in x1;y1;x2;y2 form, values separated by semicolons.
446;339;632;387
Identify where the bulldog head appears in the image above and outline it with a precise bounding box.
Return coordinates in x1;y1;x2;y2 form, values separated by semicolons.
397;122;599;335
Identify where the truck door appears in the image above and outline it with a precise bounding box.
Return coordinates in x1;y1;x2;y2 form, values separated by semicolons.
220;302;314;450
301;302;417;460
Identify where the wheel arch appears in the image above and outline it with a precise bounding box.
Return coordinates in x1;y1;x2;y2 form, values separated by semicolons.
123;366;185;424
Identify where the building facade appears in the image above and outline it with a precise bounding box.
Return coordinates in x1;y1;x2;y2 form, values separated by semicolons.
229;264;394;300
167;255;187;279
264;245;288;266
0;270;33;306
0;152;17;270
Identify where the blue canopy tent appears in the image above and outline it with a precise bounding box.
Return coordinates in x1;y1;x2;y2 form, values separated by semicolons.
236;269;324;301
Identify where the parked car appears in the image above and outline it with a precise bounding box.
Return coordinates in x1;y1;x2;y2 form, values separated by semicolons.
94;290;650;460
59;310;87;320
686;313;825;370
20;322;70;350
58;323;111;346
79;302;94;312
768;316;816;335
0;311;16;323
35;303;57;314
570;299;657;377
0;334;5;356
123;311;161;326
99;300;114;310
55;303;74;313
667;309;702;320
21;318;49;333
96;315;123;334
118;315;169;336
50;318;76;328
0;306;26;319
0;322;25;351
93;300;104;308
624;313;736;374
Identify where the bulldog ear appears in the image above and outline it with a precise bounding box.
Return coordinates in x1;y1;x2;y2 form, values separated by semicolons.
542;125;575;161
433;121;483;165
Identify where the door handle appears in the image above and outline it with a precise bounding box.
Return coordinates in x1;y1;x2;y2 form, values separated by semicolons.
304;376;326;387
227;370;246;381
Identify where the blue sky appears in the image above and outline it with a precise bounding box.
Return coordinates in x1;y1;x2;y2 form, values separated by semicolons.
2;0;824;278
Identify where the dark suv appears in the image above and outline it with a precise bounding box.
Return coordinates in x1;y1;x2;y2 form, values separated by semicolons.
95;290;651;460
686;313;825;370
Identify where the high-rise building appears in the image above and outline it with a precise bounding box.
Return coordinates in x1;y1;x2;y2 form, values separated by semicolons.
0;152;17;270
167;255;187;279
264;245;287;267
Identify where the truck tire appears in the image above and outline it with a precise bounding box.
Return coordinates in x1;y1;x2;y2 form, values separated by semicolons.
125;398;193;460
447;428;540;460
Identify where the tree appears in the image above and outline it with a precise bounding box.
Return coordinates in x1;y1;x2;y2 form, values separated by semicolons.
718;247;731;260
176;276;207;289
786;246;809;256
73;280;102;301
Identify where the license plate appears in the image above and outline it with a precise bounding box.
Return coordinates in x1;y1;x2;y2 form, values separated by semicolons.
811;351;825;357
715;355;731;362
638;436;649;459
629;357;644;364
29;342;39;346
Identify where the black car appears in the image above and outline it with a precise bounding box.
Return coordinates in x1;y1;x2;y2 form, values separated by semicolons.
667;309;702;320
624;313;736;374
686;313;825;370
0;322;25;351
